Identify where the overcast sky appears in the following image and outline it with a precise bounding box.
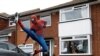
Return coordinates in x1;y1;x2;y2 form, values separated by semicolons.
0;0;72;15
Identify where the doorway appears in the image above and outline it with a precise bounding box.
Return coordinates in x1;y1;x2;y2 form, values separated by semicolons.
41;40;53;56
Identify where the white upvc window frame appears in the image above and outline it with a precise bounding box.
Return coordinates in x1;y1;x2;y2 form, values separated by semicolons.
59;4;90;22
0;36;8;42
40;15;51;27
59;35;92;55
18;44;33;54
9;19;16;26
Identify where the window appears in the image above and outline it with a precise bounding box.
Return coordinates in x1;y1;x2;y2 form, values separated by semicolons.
40;40;54;56
22;20;30;28
18;44;33;54
60;4;90;22
9;19;16;26
41;15;51;26
20;20;30;31
59;35;92;55
0;36;8;42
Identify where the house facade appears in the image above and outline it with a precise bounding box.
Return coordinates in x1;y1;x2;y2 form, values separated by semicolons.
0;14;9;42
6;0;100;56
16;11;59;56
58;1;100;56
0;13;16;44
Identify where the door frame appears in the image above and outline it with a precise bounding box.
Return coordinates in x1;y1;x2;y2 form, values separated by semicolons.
40;40;52;56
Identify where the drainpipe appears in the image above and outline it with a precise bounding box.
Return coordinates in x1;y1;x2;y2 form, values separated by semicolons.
15;12;19;45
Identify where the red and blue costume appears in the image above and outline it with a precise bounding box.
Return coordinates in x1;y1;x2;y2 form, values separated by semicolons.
18;15;48;55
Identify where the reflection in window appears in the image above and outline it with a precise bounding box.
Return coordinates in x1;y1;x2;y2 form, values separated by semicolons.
61;9;82;21
60;35;91;55
61;40;88;54
60;4;89;22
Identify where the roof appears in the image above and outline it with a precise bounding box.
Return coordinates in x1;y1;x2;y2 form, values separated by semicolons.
0;13;9;19
19;0;97;17
9;8;40;19
8;0;98;20
19;8;40;16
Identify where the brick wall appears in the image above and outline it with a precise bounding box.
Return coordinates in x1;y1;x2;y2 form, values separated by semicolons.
91;3;100;56
0;18;17;44
43;12;59;56
9;31;17;44
0;19;8;30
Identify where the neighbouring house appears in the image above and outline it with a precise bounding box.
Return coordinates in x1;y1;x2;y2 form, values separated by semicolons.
4;0;100;56
0;13;16;44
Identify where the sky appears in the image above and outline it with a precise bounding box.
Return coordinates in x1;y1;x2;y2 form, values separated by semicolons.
0;0;72;15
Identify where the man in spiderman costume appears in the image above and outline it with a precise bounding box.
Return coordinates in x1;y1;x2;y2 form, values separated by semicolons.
17;15;48;56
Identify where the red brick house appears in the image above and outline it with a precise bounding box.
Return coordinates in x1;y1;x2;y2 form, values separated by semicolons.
1;0;100;56
0;13;16;44
16;0;100;56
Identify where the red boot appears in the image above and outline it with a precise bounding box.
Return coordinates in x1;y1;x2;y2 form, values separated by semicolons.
33;50;41;56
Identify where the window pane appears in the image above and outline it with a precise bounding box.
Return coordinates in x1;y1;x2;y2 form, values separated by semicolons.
75;36;87;39
62;37;72;40
60;4;89;22
18;44;33;54
0;37;8;41
22;20;30;28
61;40;88;54
62;9;82;21
41;15;51;26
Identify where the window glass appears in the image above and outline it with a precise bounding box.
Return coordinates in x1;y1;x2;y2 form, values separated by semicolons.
60;4;89;22
20;20;30;31
60;35;91;55
22;20;30;28
0;37;8;42
61;9;82;21
41;15;51;26
61;40;88;54
18;44;33;54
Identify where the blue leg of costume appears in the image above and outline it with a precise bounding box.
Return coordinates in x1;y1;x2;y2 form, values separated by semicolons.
22;27;48;52
36;35;48;52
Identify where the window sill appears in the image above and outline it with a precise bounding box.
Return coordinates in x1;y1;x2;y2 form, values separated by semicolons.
60;53;92;56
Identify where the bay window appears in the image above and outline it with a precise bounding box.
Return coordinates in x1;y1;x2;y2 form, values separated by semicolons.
60;35;92;55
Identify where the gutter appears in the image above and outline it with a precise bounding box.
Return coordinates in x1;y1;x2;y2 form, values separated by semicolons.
0;15;8;20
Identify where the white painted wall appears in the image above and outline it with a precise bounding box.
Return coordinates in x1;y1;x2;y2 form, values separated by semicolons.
58;19;92;37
